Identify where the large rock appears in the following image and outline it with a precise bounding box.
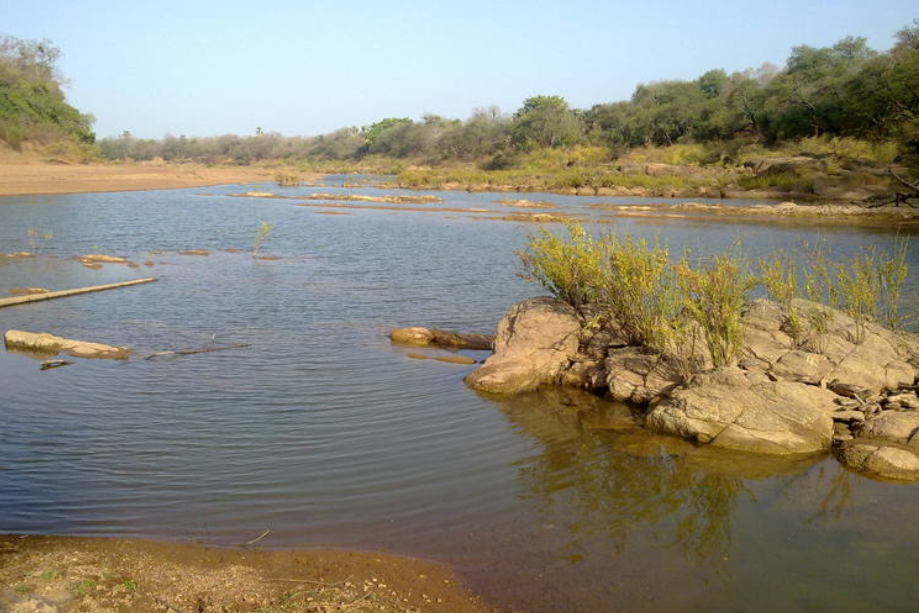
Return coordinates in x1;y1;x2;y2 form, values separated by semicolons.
835;440;919;481
465;298;580;394
646;368;840;455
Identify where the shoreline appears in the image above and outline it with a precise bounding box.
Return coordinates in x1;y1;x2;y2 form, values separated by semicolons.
0;162;296;197
0;534;496;613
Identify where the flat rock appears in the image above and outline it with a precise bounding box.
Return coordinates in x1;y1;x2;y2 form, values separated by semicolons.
80;254;127;263
4;329;130;360
832;410;866;424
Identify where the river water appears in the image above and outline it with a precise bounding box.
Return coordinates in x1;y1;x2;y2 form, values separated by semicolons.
1;179;917;612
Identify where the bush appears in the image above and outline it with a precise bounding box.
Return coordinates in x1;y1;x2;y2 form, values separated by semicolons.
676;252;755;368
519;222;605;311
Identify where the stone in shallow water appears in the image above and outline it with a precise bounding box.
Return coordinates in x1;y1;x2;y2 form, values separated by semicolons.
835;440;919;482
4;329;130;360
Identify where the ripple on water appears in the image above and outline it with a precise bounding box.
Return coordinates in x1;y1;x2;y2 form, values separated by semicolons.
1;184;919;613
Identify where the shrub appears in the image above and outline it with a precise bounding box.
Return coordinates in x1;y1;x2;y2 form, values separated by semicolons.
676;252;755;368
252;220;274;256
598;233;676;351
519;222;605;311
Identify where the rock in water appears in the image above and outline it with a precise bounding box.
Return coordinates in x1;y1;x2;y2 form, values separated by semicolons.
4;329;130;360
835;440;919;481
465;297;580;394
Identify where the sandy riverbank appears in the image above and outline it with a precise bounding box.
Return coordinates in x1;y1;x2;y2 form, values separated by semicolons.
0;162;297;197
0;535;495;613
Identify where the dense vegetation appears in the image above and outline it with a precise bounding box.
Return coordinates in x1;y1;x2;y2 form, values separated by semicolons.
0;34;95;154
97;20;919;170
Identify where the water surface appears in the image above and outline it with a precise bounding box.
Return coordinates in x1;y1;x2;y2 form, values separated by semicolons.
1;182;917;612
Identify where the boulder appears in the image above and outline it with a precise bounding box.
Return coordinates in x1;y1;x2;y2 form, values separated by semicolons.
835;440;919;481
646;368;839;455
4;329;130;360
465;297;580;394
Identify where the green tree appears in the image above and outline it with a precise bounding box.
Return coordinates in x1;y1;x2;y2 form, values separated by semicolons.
511;95;583;149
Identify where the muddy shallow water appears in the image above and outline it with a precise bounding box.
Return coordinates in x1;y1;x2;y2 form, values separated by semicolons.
1;179;918;613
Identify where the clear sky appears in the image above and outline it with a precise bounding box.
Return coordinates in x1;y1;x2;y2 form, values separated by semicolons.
3;0;917;139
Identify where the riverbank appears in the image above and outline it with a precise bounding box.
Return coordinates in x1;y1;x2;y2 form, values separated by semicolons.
0;161;288;197
0;535;495;613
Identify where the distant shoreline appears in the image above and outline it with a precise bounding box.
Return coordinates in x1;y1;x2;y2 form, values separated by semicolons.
0;162;298;197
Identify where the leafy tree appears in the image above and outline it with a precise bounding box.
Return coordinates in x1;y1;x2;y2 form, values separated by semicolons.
511;95;582;149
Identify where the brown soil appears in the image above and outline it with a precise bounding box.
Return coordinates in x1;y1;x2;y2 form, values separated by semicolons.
0;162;287;197
0;535;497;613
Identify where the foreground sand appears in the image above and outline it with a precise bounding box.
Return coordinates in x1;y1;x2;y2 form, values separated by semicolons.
0;162;289;197
0;535;495;613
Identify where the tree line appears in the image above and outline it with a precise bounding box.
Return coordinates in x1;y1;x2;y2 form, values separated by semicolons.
3;21;916;167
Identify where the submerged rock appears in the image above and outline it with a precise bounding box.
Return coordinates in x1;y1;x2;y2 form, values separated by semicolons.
465;297;580;394
4;329;130;360
8;287;49;296
80;254;128;263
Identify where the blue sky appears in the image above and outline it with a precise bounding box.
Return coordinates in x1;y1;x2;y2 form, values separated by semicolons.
4;0;917;138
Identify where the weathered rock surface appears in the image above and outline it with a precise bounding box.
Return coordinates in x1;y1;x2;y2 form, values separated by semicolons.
646;368;839;455
4;329;130;360
835;440;919;481
465;297;580;394
855;412;919;446
605;347;681;405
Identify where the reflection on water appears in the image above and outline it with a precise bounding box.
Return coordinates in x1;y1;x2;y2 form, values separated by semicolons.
1;183;918;613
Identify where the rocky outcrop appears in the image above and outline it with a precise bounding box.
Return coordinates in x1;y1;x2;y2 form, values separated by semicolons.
464;295;919;477
4;329;130;359
464;297;580;394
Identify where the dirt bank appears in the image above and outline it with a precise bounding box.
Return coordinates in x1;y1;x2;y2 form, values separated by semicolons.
0;162;289;197
0;535;496;613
